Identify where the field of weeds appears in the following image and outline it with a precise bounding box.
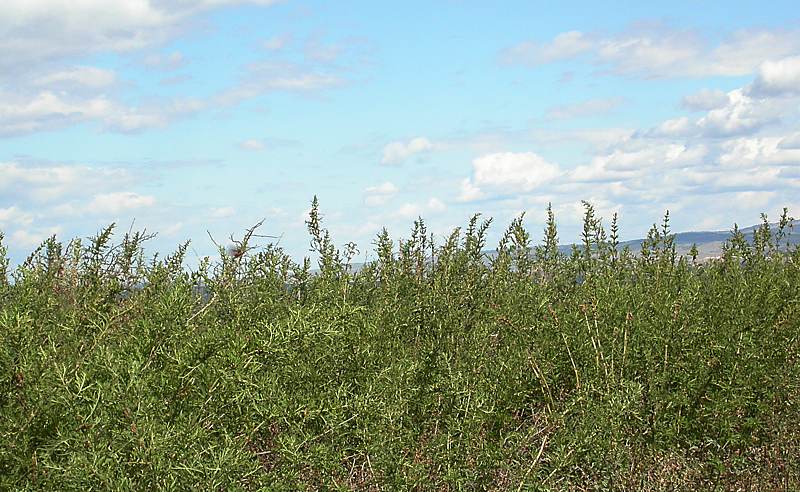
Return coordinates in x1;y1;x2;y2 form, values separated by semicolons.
1;199;799;490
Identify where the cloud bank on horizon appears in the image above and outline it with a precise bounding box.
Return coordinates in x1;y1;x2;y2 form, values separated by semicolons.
1;0;799;264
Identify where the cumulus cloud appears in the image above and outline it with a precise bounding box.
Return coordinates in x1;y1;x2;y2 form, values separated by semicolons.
364;181;398;206
0;0;281;69
9;226;62;249
546;97;624;120
719;137;800;167
458;178;485;202
644;85;788;140
471;47;800;234
0;3;363;138
381;137;435;165
393;197;447;219
749;56;800;96
555;71;799;209
85;192;156;215
0;162;132;202
0;206;34;226
51;191;157;216
0;1;285;137
471;152;560;192
0;89;205;136
696;88;782;137
681;89;729;111
0;161;164;248
572;143;707;183
501;25;800;79
646;117;694;138
0;91;110;136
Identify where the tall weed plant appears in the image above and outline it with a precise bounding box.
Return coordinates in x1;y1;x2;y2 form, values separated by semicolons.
0;200;798;490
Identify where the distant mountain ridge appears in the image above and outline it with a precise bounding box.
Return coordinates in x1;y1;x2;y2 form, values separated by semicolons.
547;219;800;260
318;220;799;274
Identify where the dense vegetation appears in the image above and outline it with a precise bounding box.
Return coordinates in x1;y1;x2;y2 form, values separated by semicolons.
1;199;799;490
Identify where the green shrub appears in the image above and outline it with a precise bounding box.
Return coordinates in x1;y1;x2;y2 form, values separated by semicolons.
0;201;798;490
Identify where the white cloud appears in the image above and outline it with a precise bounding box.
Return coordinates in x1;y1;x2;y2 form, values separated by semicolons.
0;0;281;69
719;137;800;167
778;166;800;180
712;30;800;78
393;197;447;219
500;30;591;64
0;1;283;137
648;116;693;137
546;97;624;120
162;221;184;237
709;167;783;191
458;178;485;202
593;27;701;77
779;133;800;150
364;181;398;206
696;88;782;137
365;182;398;195
216;35;372;109
681;89;729;111
33;66;117;90
0;206;34;226
455;57;800;234
572;143;707;183
304;36;343;63
645;70;799;140
750;55;800;96
0;91;111;135
143;51;185;71
216;61;343;106
0;4;360;138
239;139;265;151
530;127;634;152
263;34;291;51
733;190;776;210
469;152;560;192
381;137;435;165
394;203;420;219
9;226;62;249
426;197;446;213
210;206;236;219
84;192;156;215
0;90;204;136
0;162;132;202
501;26;800;79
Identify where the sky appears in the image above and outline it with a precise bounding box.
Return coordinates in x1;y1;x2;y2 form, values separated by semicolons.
1;0;800;266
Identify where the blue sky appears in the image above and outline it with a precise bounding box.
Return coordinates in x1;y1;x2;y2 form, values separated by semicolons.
2;0;800;265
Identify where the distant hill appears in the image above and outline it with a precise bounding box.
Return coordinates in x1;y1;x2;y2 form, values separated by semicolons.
606;219;798;260
328;220;800;273
543;219;800;261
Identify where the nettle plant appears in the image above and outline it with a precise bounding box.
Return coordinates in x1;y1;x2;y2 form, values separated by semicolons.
0;200;798;490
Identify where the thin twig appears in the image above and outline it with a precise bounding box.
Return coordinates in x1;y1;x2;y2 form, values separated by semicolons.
517;433;549;491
